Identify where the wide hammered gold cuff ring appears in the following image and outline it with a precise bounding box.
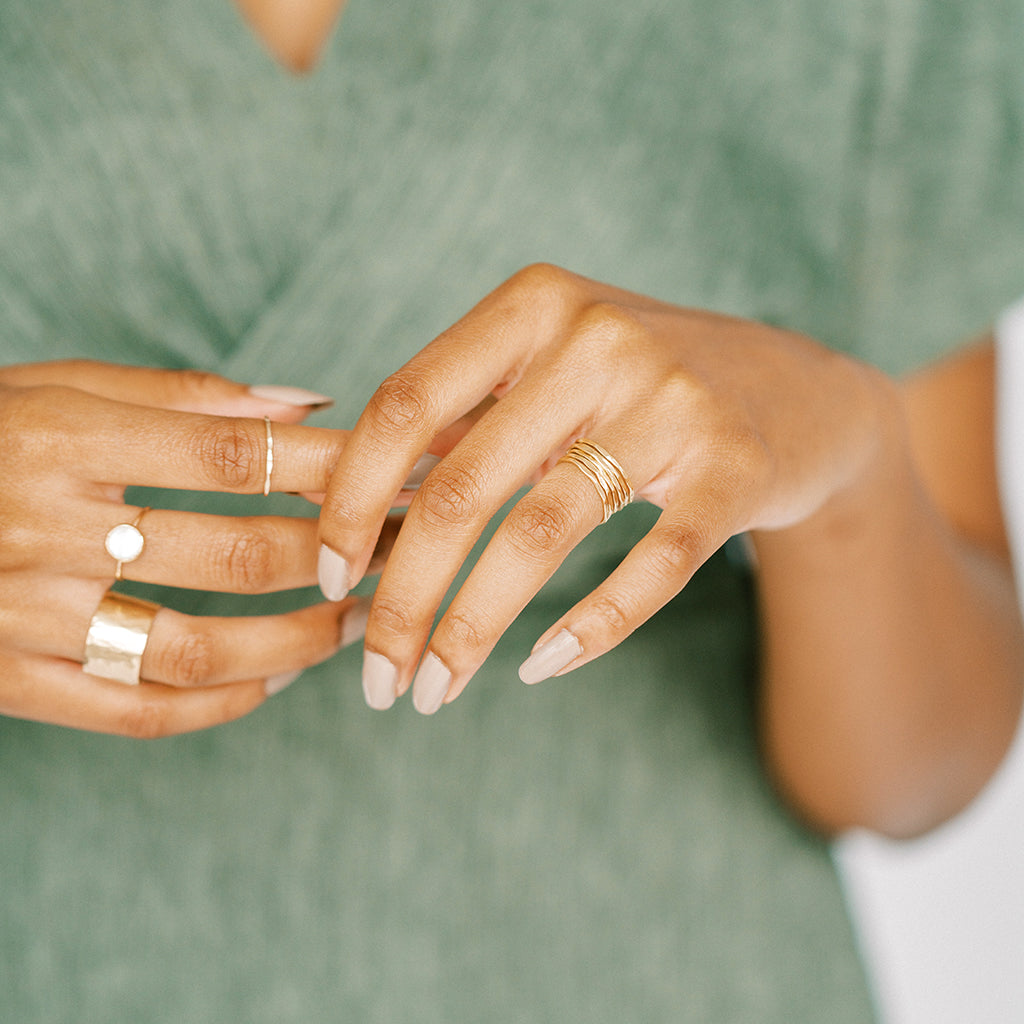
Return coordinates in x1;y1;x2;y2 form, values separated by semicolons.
83;590;160;685
558;438;634;523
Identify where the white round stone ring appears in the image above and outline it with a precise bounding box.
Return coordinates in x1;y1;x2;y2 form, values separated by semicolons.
104;507;151;581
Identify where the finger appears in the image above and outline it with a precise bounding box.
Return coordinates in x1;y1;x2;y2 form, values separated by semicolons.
387;401;498;509
0;654;269;737
517;472;750;687
3;500;399;594
0;361;332;421
16;387;348;494
2;577;368;688
297;453;441;509
78;506;321;594
301;452;448;510
316;265;580;600
141;599;368;688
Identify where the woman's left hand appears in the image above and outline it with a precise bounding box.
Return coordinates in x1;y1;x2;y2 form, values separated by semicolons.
315;264;896;714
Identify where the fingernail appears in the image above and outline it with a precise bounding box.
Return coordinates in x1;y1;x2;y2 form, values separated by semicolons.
412;652;452;715
318;544;351;601
265;669;303;697
362;650;398;711
248;384;334;408
340;599;370;648
402;453;441;492
518;629;583;685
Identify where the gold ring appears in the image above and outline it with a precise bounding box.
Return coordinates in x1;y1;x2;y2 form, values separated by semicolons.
104;507;151;581
557;438;634;523
263;416;274;496
83;589;160;685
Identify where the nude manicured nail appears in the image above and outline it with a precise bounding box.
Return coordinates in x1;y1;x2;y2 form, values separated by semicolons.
362;650;398;711
318;544;351;601
248;384;334;408
340;599;370;648
265;669;303;697
412;652;452;715
402;453;441;491
518;629;583;685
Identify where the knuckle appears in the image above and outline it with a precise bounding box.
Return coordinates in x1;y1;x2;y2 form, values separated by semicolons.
117;696;175;740
319;492;364;538
159;629;220;689
505;493;577;557
648;523;707;581
174;369;227;400
570;301;642;357
661;366;705;409
508;261;573;297
487;264;580;344
415;464;483;529
190;420;264;491
589;592;635;637
366;372;433;437
216;524;278;592
0;386;74;462
441;609;490;655
370;595;418;642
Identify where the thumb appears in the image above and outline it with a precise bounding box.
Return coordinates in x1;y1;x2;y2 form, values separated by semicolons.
0;360;333;422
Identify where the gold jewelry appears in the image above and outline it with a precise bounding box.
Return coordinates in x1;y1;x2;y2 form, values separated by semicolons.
263;416;274;496
83;589;160;685
104;507;151;581
558;438;634;523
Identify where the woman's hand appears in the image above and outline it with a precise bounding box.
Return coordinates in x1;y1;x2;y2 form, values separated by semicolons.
315;264;898;714
0;360;368;736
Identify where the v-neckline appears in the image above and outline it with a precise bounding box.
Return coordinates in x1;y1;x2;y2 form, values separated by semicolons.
232;0;347;72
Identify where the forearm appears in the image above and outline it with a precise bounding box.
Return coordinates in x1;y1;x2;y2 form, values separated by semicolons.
753;381;1024;839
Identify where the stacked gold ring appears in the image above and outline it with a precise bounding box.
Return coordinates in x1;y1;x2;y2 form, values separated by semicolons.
558;438;634;523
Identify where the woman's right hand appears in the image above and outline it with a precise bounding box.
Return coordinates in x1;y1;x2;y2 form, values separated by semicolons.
0;360;365;737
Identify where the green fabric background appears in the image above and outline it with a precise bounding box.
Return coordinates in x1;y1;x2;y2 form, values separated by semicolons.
0;0;1020;1019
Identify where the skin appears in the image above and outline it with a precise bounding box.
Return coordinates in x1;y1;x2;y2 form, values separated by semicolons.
757;340;1023;837
313;264;1024;839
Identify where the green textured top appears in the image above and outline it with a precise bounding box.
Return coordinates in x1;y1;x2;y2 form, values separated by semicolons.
0;0;1019;1020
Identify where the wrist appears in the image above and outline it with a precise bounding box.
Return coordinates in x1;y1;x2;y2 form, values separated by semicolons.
752;358;916;553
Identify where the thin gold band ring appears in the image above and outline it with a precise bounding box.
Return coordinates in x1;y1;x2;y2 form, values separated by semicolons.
263;416;275;496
